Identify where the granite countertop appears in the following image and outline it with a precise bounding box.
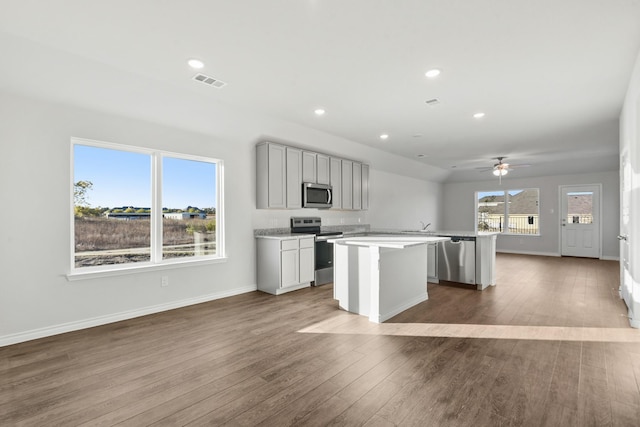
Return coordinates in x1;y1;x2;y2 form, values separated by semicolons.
254;225;498;239
255;232;315;239
369;229;499;238
328;235;450;249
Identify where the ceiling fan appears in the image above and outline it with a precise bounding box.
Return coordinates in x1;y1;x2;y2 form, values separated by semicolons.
476;157;531;184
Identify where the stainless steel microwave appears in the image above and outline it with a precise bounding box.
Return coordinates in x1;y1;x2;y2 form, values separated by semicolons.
302;182;333;208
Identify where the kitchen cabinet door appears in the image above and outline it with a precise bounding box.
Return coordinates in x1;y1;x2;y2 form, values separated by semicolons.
280;249;299;288
256;142;286;209
330;157;342;209
302;151;316;183
257;237;314;295
341;160;353;210
299;237;315;283
362;164;369;210
353;162;362;210
316;154;330;185
427;243;438;283
286;147;302;209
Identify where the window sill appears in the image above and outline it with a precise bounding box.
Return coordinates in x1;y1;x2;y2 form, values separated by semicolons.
66;256;228;281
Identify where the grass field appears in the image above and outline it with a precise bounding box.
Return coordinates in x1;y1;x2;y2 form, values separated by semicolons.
74;217;215;267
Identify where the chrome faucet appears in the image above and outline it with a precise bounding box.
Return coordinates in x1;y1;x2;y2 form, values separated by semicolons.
420;221;431;231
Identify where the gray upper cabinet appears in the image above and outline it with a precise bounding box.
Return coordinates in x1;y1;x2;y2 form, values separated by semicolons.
341;160;353;210
286;147;302;209
316;154;330;185
256;142;368;210
353;162;362;210
330;157;342;209
302;151;316;183
361;164;369;210
256;142;286;209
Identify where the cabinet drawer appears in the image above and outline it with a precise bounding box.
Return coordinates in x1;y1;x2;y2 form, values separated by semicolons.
299;238;315;249
281;239;299;251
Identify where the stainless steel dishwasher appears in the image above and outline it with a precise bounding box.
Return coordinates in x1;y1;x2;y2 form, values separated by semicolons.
437;236;476;285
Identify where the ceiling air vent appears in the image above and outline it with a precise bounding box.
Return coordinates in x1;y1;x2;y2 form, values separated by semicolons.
192;73;227;88
425;98;440;106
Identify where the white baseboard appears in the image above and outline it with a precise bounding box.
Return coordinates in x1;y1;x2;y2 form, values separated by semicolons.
497;249;560;257
0;285;257;347
374;293;428;323
498;250;620;261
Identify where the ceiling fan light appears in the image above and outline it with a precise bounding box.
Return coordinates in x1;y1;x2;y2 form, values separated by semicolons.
493;168;508;176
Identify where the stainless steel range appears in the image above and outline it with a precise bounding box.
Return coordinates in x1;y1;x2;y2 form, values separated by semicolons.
290;217;343;286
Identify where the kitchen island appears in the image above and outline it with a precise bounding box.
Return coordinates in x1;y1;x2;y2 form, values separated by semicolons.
363;229;499;290
330;235;450;323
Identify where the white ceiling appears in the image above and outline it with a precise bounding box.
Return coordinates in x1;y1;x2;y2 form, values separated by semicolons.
1;0;639;182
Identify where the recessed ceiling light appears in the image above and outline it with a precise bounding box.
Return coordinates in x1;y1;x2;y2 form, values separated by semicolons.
473;112;486;119
416;154;425;158
314;108;326;116
379;134;389;140
187;59;205;69
425;69;441;78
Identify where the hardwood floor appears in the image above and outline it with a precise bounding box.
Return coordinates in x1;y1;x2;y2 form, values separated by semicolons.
2;254;640;426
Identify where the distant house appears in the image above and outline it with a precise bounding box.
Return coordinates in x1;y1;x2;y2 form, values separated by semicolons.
104;206;150;220
478;190;540;233
567;193;594;223
105;212;151;220
163;212;207;220
104;209;207;220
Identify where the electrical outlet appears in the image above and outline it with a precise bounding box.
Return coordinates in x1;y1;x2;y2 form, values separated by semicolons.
161;276;169;287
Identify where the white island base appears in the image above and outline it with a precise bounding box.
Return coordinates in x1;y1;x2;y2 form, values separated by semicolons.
332;236;450;323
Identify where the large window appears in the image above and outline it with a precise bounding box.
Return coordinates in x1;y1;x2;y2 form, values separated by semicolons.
476;188;539;235
71;138;223;273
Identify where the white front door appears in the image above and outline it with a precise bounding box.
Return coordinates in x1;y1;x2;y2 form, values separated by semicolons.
560;184;601;258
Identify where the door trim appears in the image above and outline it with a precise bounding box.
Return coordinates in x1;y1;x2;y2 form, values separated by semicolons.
558;183;603;258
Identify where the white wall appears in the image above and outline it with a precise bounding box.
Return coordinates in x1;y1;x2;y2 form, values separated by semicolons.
367;170;442;231
442;171;620;259
0;90;445;345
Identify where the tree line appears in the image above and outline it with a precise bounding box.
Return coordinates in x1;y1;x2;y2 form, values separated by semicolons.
74;181;215;218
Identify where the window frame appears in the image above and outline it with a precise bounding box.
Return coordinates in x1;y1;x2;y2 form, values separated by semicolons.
68;137;225;280
476;188;540;236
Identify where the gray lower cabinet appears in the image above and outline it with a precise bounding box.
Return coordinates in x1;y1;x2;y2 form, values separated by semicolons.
257;236;315;295
427;243;438;283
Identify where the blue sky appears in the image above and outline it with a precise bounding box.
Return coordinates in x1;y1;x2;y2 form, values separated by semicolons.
74;145;216;209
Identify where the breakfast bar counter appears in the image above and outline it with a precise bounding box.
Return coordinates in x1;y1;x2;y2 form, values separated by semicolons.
329;235;450;323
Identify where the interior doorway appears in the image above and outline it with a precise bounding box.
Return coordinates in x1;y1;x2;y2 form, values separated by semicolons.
560;184;601;258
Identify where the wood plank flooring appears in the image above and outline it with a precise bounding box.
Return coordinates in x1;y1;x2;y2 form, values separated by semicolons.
2;254;640;426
